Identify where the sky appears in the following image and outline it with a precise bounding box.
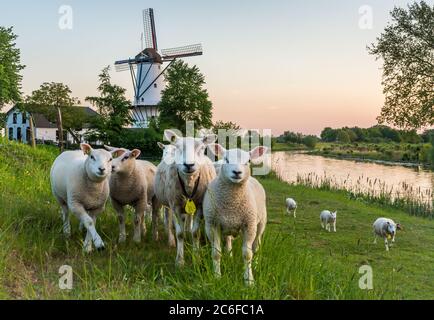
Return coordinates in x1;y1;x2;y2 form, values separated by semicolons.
0;0;425;136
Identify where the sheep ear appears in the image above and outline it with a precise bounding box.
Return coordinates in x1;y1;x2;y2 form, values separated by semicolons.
157;142;165;150
131;149;141;159
250;146;268;161
80;143;92;155
164;129;181;143
112;149;126;158
208;143;225;159
104;145;116;151
202;134;217;145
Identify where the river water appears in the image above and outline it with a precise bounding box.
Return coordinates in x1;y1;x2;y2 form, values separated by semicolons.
272;152;433;205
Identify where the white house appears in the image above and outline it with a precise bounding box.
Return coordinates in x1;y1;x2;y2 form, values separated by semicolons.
5;105;98;144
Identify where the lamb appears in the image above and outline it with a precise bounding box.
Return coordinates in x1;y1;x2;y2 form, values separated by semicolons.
154;130;217;265
203;144;268;285
286;198;297;218
320;210;337;232
373;217;402;251
105;146;161;244
50;143;113;252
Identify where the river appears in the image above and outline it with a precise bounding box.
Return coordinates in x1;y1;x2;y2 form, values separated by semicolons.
272;152;433;205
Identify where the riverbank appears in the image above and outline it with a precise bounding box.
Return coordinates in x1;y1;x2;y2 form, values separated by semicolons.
1;139;434;299
310;142;433;167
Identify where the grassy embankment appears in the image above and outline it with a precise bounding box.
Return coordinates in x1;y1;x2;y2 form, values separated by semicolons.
1;138;434;299
310;142;433;166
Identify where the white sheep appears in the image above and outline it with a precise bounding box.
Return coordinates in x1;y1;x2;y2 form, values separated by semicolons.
50;143;113;252
285;198;297;218
154;130;217;265
320;210;337;232
203;144;268;285
373;217;402;251
157;142;176;163
105;146;161;244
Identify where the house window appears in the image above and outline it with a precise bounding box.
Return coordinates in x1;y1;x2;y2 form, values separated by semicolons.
8;127;13;140
17;127;22;142
12;113;17;124
26;128;31;142
21;113;26;124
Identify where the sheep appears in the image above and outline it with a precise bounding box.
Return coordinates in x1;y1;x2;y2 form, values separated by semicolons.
50;143;113;252
154;129;217;266
104;146;161;244
285;198;297;218
320;210;337;232
373;218;402;251
203;144;268;285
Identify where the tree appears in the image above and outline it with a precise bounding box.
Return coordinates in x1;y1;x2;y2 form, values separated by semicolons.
212;120;241;133
321;127;338;142
368;1;434;129
85;66;132;145
336;130;351;143
0;26;25;107
25;82;81;150
158;60;213;132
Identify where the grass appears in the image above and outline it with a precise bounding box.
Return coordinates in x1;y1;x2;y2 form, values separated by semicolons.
1;138;434;299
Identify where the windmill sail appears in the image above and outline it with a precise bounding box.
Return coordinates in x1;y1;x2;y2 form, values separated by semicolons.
143;8;158;50
161;44;203;60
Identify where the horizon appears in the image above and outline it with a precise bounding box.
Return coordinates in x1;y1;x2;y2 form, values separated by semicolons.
0;0;423;135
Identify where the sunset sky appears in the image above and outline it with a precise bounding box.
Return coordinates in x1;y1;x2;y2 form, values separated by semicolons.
0;0;420;135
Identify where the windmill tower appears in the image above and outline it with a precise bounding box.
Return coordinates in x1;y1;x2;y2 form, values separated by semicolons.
115;8;203;128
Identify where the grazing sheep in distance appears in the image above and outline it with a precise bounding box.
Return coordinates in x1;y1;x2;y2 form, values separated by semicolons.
373;217;402;251
154;130;217;265
105;146;161;244
50;143;113;252
286;198;297;218
203;144;268;285
320;210;337;232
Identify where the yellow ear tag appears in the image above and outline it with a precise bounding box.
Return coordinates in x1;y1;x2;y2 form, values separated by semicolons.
185;199;197;215
386;234;392;240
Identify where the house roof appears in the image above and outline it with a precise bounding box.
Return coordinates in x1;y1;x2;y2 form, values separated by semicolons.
7;105;99;129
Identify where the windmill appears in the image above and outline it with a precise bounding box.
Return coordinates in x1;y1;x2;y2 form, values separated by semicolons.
115;8;203;128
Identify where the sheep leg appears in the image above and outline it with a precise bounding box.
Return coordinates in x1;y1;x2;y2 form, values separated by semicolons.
293;208;297;218
191;208;203;252
253;221;266;254
112;200;126;243
225;236;233;257
133;201;146;243
205;222;221;277
151;196;161;242
243;228;256;286
333;221;336;232
60;203;71;237
70;203;104;251
165;207;176;248
384;238;389;251
174;209;185;267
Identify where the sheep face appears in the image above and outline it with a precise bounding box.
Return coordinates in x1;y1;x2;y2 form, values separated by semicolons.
384;221;396;237
164;129;216;175
209;144;268;184
81;144;113;181
111;149;140;175
330;211;337;222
